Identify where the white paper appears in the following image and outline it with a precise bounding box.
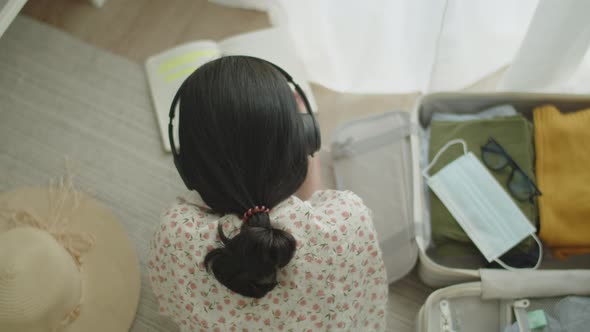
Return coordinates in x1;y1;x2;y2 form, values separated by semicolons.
145;28;317;152
145;41;221;151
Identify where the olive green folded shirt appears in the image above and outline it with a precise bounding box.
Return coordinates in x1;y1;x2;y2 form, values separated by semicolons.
428;115;537;257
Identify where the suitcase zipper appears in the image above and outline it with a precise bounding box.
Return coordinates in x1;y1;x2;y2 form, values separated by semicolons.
332;124;418;160
512;299;531;332
439;299;457;332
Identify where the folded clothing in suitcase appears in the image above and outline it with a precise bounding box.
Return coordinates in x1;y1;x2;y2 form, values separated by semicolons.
534;105;590;259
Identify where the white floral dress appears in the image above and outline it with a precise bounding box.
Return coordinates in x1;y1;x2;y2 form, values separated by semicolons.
148;190;388;332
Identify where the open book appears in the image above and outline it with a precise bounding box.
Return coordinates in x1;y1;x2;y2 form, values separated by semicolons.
145;27;317;152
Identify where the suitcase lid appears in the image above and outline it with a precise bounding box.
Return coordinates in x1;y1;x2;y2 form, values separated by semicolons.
331;110;421;283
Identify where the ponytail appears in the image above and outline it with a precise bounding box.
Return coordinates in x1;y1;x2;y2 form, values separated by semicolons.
204;213;297;298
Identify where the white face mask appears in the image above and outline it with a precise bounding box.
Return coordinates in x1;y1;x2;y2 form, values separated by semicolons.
423;139;542;270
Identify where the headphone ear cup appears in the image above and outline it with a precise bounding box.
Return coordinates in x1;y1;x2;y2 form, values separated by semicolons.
173;153;194;190
301;114;321;155
313;115;321;153
169;86;195;190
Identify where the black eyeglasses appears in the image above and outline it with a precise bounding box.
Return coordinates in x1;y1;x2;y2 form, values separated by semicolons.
481;138;541;202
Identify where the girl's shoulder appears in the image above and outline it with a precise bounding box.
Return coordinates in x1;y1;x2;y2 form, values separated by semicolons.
279;190;374;244
305;190;371;226
158;189;371;229
307;189;367;210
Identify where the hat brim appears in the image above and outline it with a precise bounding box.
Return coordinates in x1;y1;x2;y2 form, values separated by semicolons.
0;187;140;332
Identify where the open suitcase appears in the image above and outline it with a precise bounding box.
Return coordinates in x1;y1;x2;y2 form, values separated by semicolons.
329;93;590;332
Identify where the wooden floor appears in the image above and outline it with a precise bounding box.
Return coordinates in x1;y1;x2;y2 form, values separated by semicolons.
22;1;433;330
23;0;271;62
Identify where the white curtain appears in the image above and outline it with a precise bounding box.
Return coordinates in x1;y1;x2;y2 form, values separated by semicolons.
212;0;590;94
498;0;590;92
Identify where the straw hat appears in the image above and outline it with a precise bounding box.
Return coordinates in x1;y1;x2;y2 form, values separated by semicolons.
0;178;140;332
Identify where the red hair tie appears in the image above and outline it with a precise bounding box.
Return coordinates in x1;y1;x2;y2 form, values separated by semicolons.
242;206;270;222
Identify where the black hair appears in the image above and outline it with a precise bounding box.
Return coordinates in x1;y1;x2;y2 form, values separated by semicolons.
178;56;308;298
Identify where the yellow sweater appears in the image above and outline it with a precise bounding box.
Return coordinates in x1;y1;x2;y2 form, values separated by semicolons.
535;105;590;259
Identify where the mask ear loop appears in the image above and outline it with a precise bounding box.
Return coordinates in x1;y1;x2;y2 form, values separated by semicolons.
495;233;543;270
422;139;468;180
